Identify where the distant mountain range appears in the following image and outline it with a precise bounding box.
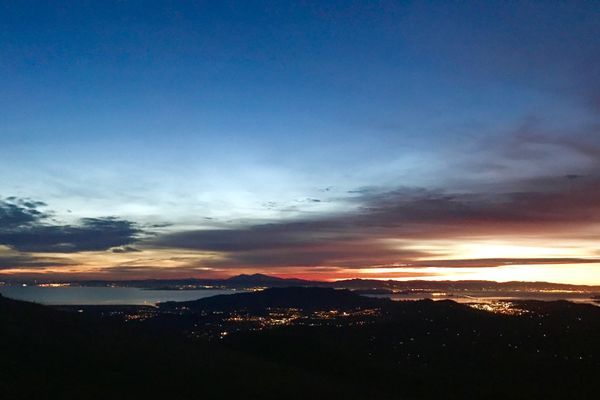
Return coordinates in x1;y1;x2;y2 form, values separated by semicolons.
9;273;600;292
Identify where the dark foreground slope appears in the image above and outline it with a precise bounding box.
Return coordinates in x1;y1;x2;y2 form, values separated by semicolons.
0;294;385;400
160;288;600;400
3;289;600;400
222;299;600;400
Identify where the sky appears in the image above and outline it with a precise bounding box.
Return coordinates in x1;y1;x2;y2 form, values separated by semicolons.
1;1;600;284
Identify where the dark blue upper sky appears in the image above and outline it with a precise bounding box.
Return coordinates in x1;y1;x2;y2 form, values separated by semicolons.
1;1;599;281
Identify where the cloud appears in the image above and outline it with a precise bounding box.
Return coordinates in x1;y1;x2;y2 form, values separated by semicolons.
0;197;49;228
0;197;142;253
93;265;220;280
398;258;600;269
350;176;600;232
501;119;600;163
110;246;142;253
150;172;600;269
0;253;74;270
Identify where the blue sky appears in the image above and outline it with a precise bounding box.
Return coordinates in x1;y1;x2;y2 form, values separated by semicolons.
1;1;599;282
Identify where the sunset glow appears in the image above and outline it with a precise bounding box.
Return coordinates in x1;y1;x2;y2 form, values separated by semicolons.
1;1;599;286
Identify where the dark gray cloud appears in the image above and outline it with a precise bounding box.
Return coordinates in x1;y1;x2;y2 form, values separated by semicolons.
0;197;49;228
0;218;141;253
0;197;142;253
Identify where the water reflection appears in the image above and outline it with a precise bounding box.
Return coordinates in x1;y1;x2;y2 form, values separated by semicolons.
0;285;236;305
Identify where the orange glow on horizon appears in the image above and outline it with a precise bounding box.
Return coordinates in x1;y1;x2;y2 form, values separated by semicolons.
2;239;600;285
